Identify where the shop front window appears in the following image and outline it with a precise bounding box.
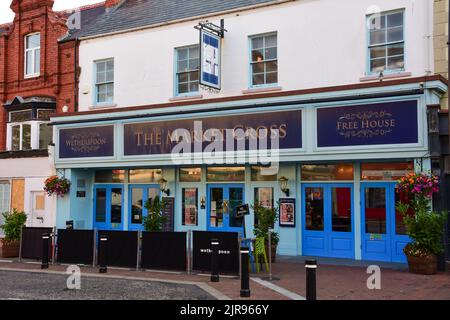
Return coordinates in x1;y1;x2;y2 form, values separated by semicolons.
301;164;354;181
207;167;245;182
180;168;201;182
182;188;198;226
95;170;125;183
129;169;162;183
361;162;414;181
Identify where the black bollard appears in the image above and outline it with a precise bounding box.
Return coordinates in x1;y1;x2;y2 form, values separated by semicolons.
305;259;317;300
99;234;108;274
240;246;251;297
41;233;50;269
210;238;219;282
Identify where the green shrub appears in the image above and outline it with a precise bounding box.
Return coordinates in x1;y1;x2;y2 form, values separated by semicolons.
251;202;279;246
142;196;167;232
0;209;27;243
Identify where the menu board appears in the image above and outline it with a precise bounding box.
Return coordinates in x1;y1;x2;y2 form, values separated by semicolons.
162;197;175;232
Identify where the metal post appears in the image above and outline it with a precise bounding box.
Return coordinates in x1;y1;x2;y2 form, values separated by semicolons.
187;230;191;275
99;234;108;273
305;259;317;301
18;226;23;263
210;238;219;282
41;233;50;269
51;227;56;265
268;230;272;281
93;229;97;267
136;231;141;271
240;246;251;298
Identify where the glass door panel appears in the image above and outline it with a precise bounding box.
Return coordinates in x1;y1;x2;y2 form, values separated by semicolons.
229;187;243;228
95;188;107;223
210;188;224;228
331;187;351;232
305;187;324;231
364;188;386;234
131;188;144;225
110;188;122;225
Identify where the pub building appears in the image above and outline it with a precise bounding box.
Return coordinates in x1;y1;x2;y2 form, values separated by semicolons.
50;75;447;263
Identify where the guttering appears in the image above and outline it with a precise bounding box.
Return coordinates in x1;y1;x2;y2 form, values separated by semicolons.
51;87;424;126
78;0;296;41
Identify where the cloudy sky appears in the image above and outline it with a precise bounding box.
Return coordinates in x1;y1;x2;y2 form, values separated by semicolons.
0;0;104;24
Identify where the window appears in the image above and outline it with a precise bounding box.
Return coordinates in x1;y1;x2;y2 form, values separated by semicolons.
11;124;31;151
95;59;114;104
361;162;414;181
250;33;277;87
251;166;277;181
368;11;404;74
25;33;40;77
0;182;10;237
179;168;201;182
182;188;198;226
207;167;245;182
95;170;125;183
301;164;354;181
39;124;52;149
176;46;199;95
129;169;162;183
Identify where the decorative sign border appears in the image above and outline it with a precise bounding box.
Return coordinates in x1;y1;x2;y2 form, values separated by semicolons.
200;30;221;90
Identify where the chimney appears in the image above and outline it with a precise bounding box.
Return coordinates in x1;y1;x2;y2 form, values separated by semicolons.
105;0;124;12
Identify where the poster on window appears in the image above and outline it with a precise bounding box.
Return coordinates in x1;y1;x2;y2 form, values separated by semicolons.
182;188;198;226
279;198;296;227
200;30;221;89
256;188;273;209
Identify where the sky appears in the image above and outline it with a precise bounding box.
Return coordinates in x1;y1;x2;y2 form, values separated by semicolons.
0;0;104;24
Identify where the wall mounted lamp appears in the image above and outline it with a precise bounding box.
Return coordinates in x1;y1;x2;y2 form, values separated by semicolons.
278;176;290;197
158;178;170;196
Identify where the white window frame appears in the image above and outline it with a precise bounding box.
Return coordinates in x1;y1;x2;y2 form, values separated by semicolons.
6;121;49;151
24;32;41;78
174;45;200;97
367;10;405;75
249;32;278;88
94;58;115;106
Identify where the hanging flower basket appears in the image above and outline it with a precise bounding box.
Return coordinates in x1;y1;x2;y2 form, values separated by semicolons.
44;175;71;197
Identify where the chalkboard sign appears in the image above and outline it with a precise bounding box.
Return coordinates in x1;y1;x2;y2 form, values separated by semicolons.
162;197;175;232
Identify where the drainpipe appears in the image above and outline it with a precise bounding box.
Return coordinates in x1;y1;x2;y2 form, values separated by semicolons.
74;38;79;112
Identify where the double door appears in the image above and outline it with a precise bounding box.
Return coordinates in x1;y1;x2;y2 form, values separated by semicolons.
94;185;124;230
129;185;160;231
207;184;245;235
302;184;354;259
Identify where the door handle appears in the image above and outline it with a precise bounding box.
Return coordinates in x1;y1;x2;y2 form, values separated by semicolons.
223;200;229;213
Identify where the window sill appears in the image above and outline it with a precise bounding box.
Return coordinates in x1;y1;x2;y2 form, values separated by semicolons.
88;104;117;110
169;94;203;102
24;74;40;80
360;72;411;82
242;86;282;95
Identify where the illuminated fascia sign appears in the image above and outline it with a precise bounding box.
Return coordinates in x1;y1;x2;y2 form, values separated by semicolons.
200;30;221;89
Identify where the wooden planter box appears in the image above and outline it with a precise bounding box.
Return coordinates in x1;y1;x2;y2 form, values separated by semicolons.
1;240;20;258
406;254;438;275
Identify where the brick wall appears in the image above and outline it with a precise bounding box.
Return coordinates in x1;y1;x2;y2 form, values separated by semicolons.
434;0;449;109
0;0;77;150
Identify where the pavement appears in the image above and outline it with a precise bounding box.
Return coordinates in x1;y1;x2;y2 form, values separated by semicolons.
0;256;448;300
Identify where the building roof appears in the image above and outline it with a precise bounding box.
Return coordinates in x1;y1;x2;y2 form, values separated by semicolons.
68;0;281;39
59;2;106;41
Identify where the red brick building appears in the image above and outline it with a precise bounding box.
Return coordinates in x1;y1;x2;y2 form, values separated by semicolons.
0;0;104;231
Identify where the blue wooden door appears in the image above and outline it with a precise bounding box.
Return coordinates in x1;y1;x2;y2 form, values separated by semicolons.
302;184;354;259
93;184;124;231
207;184;245;235
361;183;410;262
128;185;160;231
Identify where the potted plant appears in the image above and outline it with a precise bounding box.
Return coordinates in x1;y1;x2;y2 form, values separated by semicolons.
44;175;71;197
252;202;279;263
396;172;448;275
142;196;167;232
0;209;27;258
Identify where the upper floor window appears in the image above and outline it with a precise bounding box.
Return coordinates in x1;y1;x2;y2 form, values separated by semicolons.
25;33;40;77
95;59;114;105
175;46;199;95
368;11;404;74
8;122;52;151
250;33;277;87
11;124;31;151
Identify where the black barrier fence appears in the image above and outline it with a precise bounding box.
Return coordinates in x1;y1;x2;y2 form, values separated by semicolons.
57;229;94;265
20;227;53;260
192;231;239;275
141;232;187;271
98;230;138;268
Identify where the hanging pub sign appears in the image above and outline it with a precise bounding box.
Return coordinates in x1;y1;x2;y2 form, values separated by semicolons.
317;100;419;148
235;204;250;219
195;20;226;90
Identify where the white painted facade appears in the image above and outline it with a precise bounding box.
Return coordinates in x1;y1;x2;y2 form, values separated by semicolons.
77;0;434;110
